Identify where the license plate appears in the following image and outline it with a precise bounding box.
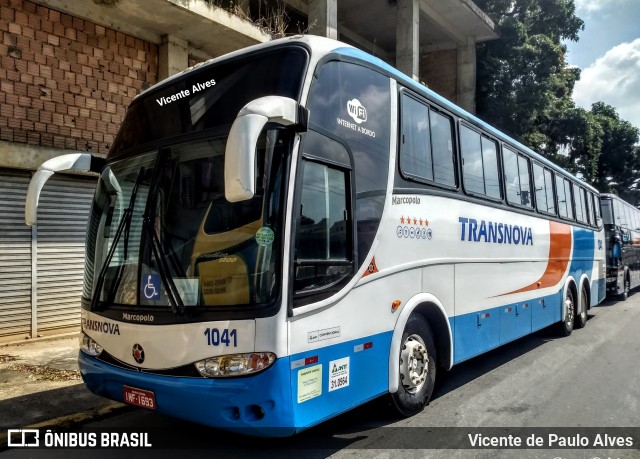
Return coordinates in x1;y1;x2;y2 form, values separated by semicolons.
123;385;157;410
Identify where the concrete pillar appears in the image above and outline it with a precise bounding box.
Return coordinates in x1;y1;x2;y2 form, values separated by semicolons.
159;35;189;81
457;38;477;114
308;0;338;39
396;0;419;81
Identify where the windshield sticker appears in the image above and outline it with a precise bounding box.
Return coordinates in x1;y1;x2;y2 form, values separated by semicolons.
141;274;161;301
155;78;217;107
337;98;376;137
329;357;349;392
255;227;275;246
297;364;322;403
173;278;199;305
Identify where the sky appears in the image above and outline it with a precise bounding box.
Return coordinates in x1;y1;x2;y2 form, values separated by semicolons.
566;0;640;131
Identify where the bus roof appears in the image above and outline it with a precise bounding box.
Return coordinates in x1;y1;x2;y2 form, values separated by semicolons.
134;35;598;194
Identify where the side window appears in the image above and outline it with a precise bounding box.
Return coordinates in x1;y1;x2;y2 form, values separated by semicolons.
460;124;500;199
614;199;626;228
591;193;601;224
294;160;353;301
533;163;555;214
307;59;390;271
629;206;640;231
544;169;556;214
556;175;569;219
400;94;456;187
625;204;634;231
584;190;593;226
573;184;585;223
430;110;455;186
503;146;532;207
400;97;432;181
564;179;574;220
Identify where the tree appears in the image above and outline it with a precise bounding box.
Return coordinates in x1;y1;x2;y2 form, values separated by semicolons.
475;0;640;199
475;0;584;151
543;106;602;183
590;102;640;195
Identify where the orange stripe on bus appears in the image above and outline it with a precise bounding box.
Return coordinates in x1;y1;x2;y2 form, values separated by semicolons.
500;221;572;296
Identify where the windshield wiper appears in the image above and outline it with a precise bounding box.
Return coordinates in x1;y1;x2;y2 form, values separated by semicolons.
91;167;145;311
143;216;185;315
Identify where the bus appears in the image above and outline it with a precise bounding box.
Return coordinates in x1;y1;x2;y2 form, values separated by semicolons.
600;193;640;299
25;35;606;436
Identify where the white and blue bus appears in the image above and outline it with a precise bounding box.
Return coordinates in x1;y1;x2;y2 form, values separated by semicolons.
25;35;606;436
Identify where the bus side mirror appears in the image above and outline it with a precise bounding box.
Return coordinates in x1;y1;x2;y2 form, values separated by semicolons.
25;153;105;226
225;96;307;202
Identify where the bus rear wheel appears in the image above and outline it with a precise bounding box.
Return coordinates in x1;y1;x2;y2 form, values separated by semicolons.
574;285;588;329
618;273;630;301
390;315;437;417
557;288;575;337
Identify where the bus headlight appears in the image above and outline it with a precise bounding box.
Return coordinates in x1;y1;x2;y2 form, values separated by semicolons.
195;352;276;378
80;332;104;357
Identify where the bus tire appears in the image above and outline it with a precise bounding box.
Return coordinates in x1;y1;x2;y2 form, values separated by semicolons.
574;285;588;329
618;273;630;301
557;288;575;337
390;314;437;417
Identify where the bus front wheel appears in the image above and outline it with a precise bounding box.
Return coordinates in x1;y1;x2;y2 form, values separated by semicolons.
390;314;437;417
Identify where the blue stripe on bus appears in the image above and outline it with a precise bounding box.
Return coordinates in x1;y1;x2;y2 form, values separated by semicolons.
452;290;563;364
569;227;595;284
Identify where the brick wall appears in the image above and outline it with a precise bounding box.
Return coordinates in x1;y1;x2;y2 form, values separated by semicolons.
421;48;457;104
0;0;158;155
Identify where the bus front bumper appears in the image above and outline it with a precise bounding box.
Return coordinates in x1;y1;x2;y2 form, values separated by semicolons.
78;351;296;436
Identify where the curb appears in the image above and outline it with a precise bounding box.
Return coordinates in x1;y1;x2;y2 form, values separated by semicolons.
0;332;80;348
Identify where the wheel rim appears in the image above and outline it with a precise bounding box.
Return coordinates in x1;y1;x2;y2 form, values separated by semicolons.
565;294;574;325
400;334;429;393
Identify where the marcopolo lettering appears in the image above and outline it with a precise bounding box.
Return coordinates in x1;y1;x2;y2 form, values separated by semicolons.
122;312;155;323
82;318;120;335
392;196;421;205
458;217;533;246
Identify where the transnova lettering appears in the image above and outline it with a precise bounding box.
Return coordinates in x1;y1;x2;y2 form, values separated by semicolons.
155;78;216;106
122;313;155;322
458;217;533;245
82;318;120;335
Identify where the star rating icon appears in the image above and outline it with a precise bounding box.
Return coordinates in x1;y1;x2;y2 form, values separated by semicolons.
399;216;429;226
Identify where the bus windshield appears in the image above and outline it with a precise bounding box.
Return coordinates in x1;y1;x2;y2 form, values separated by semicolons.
84;129;291;318
81;45;308;321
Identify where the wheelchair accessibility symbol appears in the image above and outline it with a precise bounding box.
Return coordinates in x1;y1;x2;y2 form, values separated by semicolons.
142;274;161;300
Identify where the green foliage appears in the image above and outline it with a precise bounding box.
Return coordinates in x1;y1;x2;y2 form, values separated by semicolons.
476;0;583;151
590;102;640;194
475;0;640;200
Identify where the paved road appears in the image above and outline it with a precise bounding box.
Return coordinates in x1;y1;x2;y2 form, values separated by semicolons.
4;294;640;459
